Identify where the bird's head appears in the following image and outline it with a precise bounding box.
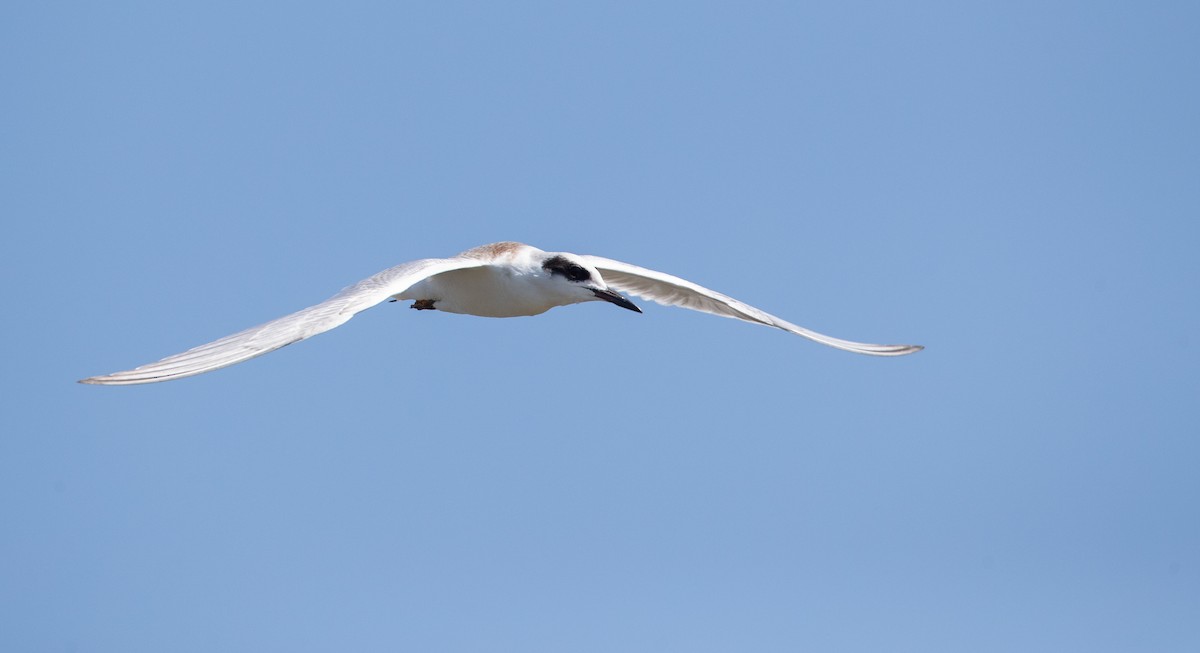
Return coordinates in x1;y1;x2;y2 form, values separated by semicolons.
539;253;641;313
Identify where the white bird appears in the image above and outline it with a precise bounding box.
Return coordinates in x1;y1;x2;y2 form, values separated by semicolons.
79;241;921;385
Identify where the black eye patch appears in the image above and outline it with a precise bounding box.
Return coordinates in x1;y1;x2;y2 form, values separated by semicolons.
543;256;591;282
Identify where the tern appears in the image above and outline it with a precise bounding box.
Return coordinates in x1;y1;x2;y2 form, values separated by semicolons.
79;241;921;385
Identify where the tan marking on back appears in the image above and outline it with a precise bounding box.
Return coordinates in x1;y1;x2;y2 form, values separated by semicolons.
458;241;527;260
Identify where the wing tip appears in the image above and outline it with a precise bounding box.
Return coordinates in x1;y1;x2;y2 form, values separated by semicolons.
78;374;129;386
78;371;171;386
864;343;924;356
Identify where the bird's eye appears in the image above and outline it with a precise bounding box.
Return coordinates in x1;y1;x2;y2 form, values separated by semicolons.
566;264;590;282
542;256;592;282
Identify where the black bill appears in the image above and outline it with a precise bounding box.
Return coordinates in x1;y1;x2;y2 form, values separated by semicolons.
592;288;642;313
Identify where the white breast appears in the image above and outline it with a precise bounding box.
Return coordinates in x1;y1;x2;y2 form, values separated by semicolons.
398;266;563;317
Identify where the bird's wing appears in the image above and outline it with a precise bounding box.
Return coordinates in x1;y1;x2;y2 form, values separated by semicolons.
79;257;488;385
581;255;922;356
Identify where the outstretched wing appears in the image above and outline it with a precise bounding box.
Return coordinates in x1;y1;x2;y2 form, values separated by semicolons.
79;257;487;385
581;255;922;356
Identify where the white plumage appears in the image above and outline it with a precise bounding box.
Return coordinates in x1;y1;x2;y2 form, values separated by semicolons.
80;242;921;385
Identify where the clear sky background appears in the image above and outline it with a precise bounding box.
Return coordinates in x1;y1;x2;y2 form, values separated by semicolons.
3;2;1198;651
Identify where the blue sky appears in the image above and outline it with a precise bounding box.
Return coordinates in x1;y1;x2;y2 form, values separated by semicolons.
2;2;1198;651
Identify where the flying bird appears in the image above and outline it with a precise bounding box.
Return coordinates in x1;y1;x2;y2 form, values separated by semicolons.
79;242;921;385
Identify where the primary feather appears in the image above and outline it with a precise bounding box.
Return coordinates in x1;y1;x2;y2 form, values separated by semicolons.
581;255;922;356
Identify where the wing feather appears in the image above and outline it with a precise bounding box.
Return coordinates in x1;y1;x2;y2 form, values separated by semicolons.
581;255;922;356
79;257;487;385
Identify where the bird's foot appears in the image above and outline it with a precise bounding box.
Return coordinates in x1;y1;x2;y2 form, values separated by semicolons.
411;299;437;311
